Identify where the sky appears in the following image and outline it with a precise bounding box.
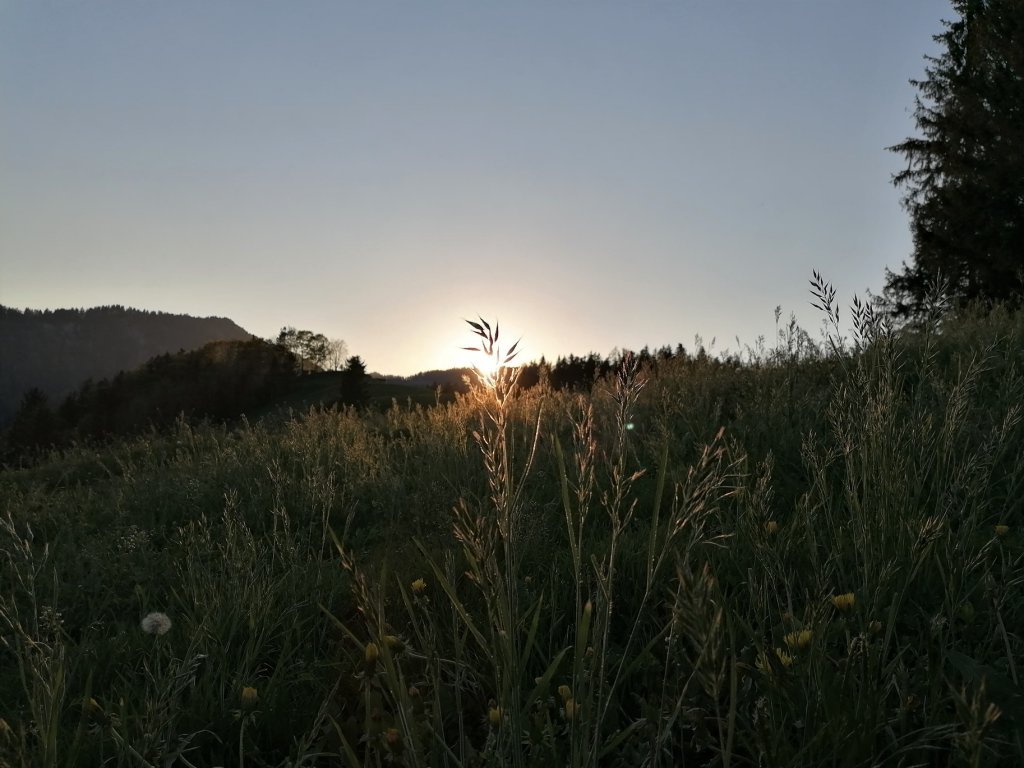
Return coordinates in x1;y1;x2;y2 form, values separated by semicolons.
0;1;950;375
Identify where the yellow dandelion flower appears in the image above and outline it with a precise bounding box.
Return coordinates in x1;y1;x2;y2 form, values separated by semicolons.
831;592;855;612
784;629;813;650
384;634;404;652
241;686;258;710
364;642;379;670
774;648;794;667
994;524;1010;537
488;706;503;727
756;647;794;675
755;651;769;675
558;684;573;702
411;578;427;594
868;620;883;634
564;698;578;720
765;520;779;535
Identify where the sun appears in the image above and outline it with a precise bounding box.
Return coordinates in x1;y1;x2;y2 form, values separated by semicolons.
472;351;502;380
457;316;521;387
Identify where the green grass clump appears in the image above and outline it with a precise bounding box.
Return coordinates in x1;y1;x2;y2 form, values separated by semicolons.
1;304;1023;767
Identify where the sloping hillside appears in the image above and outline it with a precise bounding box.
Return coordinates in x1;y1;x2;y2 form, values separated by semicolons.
0;305;252;424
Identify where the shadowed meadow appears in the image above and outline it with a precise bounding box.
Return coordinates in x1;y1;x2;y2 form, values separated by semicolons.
2;289;1023;767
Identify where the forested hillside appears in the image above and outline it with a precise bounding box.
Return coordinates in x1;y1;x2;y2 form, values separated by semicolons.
0;305;252;424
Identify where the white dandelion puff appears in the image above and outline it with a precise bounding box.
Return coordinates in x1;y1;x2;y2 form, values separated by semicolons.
140;612;172;636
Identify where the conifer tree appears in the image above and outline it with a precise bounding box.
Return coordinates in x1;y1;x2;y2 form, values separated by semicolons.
886;0;1024;316
340;355;369;406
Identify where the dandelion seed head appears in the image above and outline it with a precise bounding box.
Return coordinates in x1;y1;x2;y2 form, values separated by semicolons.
140;612;172;636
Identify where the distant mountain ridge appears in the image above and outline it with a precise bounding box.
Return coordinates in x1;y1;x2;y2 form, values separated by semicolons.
392;367;474;391
0;305;252;425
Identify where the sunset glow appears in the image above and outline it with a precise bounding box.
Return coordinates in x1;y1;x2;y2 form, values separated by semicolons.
0;1;949;374
471;352;503;383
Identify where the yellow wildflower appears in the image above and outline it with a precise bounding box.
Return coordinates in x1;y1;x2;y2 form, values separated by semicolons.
784;629;813;650
765;520;779;535
564;698;578;720
756;647;794;675
384;634;404;652
411;578;427;594
364;642;379;670
558;684;573;702
868;620;883;635
994;524;1010;537
241;686;258;710
831;592;855;612
488;705;503;727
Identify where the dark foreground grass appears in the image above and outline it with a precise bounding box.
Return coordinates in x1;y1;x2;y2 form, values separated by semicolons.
1;307;1023;767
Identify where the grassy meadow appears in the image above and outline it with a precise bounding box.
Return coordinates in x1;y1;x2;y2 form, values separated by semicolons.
1;305;1023;767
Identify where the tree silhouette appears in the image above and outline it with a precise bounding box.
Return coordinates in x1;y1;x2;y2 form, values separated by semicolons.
885;0;1024;316
326;338;349;371
340;355;369;406
276;327;331;372
4;388;60;463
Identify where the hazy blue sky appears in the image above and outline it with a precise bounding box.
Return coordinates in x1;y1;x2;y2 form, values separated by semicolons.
1;1;948;374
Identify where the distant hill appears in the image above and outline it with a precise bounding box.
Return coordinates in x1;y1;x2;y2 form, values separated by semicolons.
0;305;252;425
395;368;474;391
2;339;298;461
